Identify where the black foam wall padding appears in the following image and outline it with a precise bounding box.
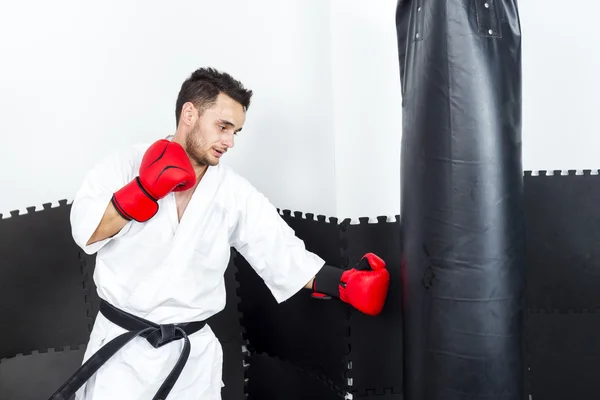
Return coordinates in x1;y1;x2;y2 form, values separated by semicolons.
396;1;526;399
526;310;600;400
236;211;350;396
278;210;345;265
245;353;343;400
79;252;100;324
220;337;249;400
0;346;86;400
343;217;403;397
352;391;404;400
524;171;600;310
0;202;94;360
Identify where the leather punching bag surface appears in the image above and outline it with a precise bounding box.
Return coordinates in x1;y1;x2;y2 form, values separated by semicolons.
396;1;525;399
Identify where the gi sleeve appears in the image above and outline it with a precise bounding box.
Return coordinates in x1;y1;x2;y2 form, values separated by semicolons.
70;146;139;255
231;181;326;304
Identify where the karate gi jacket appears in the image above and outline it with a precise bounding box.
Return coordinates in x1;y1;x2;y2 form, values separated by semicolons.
69;141;325;400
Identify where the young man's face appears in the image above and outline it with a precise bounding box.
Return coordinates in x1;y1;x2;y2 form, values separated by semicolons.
185;93;246;167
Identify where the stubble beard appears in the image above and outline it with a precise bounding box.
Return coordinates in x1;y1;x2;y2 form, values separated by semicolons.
185;125;218;167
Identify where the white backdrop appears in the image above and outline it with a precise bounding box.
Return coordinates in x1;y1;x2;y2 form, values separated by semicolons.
1;0;598;221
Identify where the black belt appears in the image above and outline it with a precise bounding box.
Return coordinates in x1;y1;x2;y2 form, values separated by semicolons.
48;300;207;400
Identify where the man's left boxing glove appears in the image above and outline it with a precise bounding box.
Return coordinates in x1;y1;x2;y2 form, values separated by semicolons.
312;253;390;316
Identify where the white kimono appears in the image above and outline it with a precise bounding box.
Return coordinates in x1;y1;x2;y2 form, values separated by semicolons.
69;140;325;400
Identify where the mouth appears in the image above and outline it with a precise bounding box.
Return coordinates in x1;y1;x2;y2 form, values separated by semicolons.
212;148;226;158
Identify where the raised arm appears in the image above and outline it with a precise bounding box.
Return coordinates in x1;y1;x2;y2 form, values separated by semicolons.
70;146;137;254
85;201;129;246
72;139;197;252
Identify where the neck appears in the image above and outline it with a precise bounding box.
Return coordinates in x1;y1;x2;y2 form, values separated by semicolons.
193;164;208;182
170;131;185;147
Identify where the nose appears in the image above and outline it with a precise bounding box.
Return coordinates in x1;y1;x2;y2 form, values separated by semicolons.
222;131;235;149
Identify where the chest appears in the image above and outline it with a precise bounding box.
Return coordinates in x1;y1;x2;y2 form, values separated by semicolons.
174;190;195;222
122;193;234;265
106;165;239;275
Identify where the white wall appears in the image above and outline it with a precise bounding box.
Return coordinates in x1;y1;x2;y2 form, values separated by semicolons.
222;1;336;217
327;0;600;219
519;0;600;172
1;0;600;221
0;0;336;217
330;0;402;220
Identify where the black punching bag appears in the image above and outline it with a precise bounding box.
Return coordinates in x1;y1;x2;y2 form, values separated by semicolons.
397;1;525;399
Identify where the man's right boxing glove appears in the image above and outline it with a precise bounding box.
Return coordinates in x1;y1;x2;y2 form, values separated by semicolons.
111;139;196;222
312;253;390;316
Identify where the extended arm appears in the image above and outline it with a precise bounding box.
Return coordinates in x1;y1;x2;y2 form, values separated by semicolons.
231;178;390;316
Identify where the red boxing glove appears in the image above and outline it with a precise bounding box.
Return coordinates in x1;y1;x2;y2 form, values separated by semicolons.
111;139;196;222
312;253;390;316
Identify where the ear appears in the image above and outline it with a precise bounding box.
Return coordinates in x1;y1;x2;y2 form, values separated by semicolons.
180;102;197;126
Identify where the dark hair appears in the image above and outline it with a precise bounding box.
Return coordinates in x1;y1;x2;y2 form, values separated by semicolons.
175;67;253;126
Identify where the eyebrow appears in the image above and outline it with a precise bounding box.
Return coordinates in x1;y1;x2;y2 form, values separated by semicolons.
219;119;243;133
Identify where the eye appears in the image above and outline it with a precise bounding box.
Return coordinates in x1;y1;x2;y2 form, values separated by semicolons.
219;125;226;131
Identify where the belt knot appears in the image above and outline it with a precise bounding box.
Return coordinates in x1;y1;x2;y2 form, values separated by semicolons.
146;323;184;348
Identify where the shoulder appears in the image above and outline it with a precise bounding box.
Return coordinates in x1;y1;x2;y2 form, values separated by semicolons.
83;142;152;184
115;142;151;164
217;163;257;194
215;164;273;210
90;141;147;163
94;142;150;170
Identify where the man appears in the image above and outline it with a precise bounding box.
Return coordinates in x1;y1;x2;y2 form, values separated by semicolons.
52;67;390;400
